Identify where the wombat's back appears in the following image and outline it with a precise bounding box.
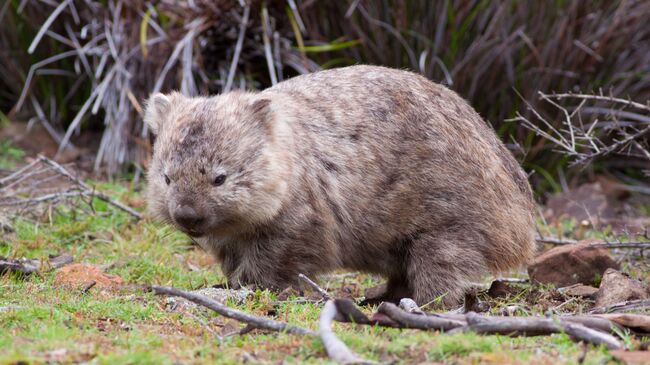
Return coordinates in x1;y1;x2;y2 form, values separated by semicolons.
263;65;535;278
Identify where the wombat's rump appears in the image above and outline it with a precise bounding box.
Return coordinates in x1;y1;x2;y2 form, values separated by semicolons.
144;65;536;305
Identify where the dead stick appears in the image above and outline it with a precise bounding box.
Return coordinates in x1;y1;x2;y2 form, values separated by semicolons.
298;273;331;300
151;285;315;336
589;299;650;314
319;300;376;365
450;317;622;349
378;302;465;331
560;316;623;334
38;156;142;220
536;236;650;249
0;158;41;186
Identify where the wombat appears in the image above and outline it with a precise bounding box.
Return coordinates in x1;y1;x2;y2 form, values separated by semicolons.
144;65;536;306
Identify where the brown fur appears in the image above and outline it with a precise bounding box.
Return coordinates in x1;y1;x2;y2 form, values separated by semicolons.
144;65;536;305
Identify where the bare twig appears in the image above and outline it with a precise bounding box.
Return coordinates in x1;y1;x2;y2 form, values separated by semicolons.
298;273;331;300
37;156;142;220
514;91;650;166
450;315;623;349
377;302;465;331
536;236;650;249
151;285;316;336
0;254;72;275
551;93;650;113
319;300;376;365
589;299;650;314
81;281;97;294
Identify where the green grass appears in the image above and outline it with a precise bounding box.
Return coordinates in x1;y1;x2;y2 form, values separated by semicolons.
0;140;25;170
0;181;637;364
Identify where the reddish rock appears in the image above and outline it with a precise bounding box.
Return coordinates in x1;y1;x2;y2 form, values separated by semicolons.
528;242;619;287
54;263;123;290
594;269;650;308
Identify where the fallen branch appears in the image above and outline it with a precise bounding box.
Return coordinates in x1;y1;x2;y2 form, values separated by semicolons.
536;236;650;249
37;156;143;220
0;254;73;275
151;285;316;336
298;273;332;300
330;298;640;351
589;299;650;314
319;300;376;365
378;302;465;331
450;315;623;350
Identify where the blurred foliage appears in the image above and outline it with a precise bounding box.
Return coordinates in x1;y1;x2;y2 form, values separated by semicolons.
0;0;648;194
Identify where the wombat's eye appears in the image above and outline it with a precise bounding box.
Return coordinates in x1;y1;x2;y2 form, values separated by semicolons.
212;174;227;186
164;174;170;185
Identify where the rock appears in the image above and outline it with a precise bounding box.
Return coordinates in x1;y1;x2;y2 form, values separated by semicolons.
54;263;123;290
528;241;619;287
594;269;650;308
558;283;599;298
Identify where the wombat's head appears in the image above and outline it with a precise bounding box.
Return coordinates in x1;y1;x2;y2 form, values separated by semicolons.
143;91;292;237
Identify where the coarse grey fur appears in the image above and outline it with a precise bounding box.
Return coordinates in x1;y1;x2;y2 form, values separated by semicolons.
144;65;536;306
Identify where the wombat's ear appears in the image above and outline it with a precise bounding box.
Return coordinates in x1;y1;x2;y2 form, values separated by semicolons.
250;98;272;125
143;93;171;135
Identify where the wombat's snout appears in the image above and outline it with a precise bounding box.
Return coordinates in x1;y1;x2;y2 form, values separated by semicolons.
172;205;205;234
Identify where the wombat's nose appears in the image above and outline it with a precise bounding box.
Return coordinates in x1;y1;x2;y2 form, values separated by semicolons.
173;205;204;230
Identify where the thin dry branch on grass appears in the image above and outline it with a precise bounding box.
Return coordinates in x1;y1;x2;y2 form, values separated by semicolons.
298;272;332;300
299;274;377;364
449;315;623;350
377;302;465;331
0;254;73;275
331;298;642;350
536;236;650;249
151;276;648;363
589;299;650;315
319;300;377;365
151;285;316;336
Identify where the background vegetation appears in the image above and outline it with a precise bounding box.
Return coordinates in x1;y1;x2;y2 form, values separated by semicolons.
1;0;649;195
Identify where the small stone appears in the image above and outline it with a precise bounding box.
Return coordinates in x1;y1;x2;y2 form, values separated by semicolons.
528;241;619;287
594;269;650;308
558;284;599;298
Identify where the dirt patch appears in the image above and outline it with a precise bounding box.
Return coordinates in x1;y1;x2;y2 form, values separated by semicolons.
54;263;124;291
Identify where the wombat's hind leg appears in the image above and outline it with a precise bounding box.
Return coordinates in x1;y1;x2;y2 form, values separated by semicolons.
407;233;486;307
359;275;412;306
